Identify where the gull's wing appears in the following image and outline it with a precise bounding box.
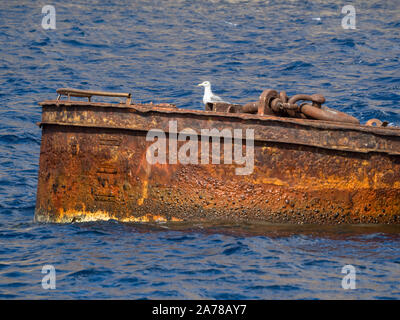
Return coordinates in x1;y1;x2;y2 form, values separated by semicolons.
209;94;230;104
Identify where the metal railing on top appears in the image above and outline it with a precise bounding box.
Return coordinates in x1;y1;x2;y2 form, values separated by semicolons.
56;88;132;105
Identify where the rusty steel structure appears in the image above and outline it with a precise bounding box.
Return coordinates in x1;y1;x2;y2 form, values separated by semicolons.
35;88;400;224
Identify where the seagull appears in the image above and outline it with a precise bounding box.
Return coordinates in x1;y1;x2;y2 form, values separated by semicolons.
197;81;230;105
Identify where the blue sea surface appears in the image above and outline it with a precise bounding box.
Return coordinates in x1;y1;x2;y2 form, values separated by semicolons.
0;0;399;299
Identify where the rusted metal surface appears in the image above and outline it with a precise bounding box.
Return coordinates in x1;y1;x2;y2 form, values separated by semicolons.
35;99;400;224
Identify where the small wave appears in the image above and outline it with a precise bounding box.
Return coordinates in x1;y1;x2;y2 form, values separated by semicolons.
67;268;114;279
118;276;145;284
281;61;314;72
181;268;223;275
0;134;40;145
262;284;301;291
61;39;109;49
331;37;357;48
75;230;109;236
212;292;248;299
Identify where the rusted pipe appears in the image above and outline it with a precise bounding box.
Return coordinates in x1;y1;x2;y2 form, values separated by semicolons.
301;104;360;124
242;102;258;114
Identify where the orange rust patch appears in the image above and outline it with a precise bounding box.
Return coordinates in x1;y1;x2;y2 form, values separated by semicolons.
53;208;182;223
137;180;148;206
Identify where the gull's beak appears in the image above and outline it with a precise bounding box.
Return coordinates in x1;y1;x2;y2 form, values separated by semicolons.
197;83;203;87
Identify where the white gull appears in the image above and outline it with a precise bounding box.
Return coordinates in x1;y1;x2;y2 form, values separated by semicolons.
197;81;230;105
